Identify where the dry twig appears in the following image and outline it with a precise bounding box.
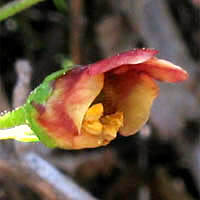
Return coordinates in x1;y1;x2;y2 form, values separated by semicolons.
69;0;85;64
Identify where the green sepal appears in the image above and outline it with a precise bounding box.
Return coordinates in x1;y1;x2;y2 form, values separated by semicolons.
25;104;56;147
27;68;68;105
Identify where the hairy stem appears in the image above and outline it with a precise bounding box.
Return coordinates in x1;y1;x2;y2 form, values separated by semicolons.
0;0;46;21
0;106;26;129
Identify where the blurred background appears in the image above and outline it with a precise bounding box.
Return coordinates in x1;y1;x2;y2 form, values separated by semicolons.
1;0;200;199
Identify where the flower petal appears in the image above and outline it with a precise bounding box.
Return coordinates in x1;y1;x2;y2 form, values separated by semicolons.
103;71;159;136
35;68;104;148
73;132;107;149
119;73;159;135
87;49;158;75
131;57;188;82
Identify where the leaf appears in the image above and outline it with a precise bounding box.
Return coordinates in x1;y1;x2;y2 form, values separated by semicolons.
53;0;67;13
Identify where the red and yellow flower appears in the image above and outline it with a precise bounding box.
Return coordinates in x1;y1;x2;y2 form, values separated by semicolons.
31;49;188;149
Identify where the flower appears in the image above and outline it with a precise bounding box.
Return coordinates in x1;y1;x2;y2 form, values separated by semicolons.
27;49;188;149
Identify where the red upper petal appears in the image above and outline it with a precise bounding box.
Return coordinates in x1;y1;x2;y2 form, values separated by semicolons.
131;57;188;82
87;49;158;75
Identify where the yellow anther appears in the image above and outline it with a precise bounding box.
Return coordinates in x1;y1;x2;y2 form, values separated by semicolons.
101;112;123;127
81;104;123;145
101;112;123;140
84;103;103;121
102;125;118;140
82;121;103;135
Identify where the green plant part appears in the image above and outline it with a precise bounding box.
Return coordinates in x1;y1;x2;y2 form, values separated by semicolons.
53;0;68;13
0;0;46;21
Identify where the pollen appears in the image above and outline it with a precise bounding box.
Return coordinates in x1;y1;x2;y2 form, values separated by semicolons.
82;103;123;143
101;112;123;141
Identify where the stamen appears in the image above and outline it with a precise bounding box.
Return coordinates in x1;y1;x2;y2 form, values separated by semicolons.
82;121;103;135
81;103;123;143
101;112;123;141
84;103;103;121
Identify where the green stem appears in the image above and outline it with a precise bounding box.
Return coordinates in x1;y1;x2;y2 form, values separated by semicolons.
0;0;46;21
0;106;27;129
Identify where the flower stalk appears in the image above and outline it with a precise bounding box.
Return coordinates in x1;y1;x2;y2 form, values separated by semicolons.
0;107;26;129
0;107;39;142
